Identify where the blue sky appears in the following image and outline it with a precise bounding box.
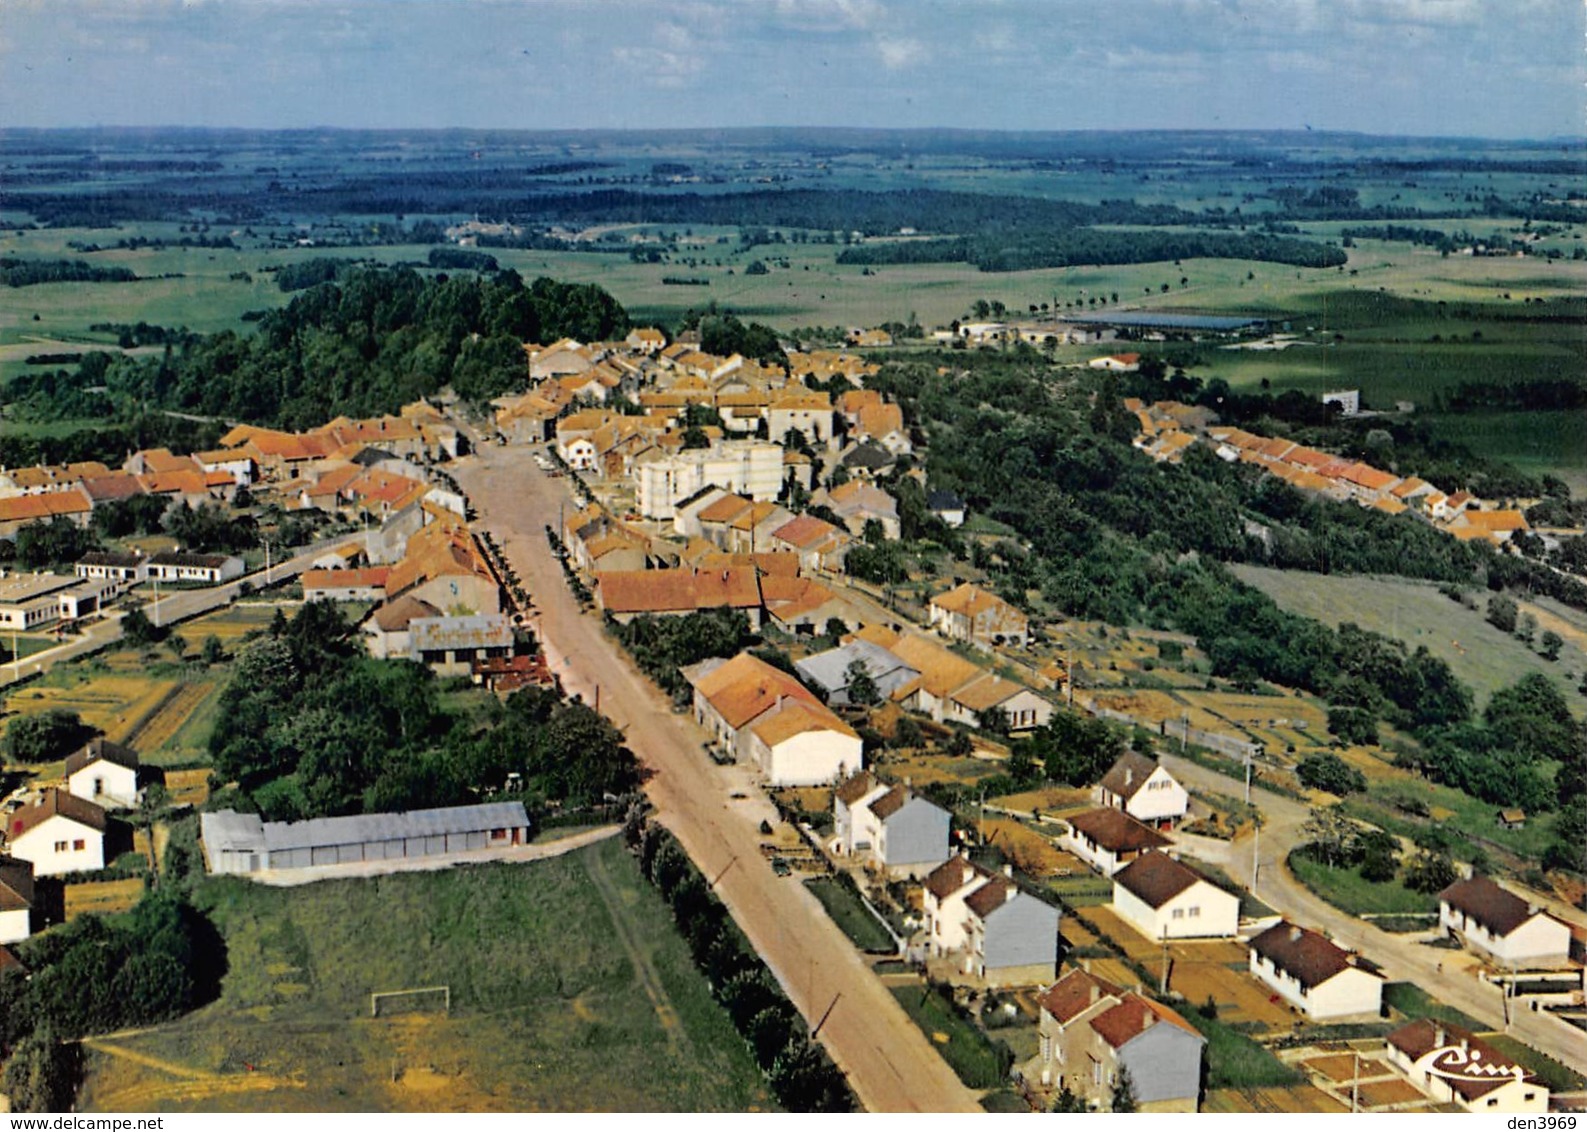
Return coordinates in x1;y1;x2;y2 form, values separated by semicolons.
1;0;1580;138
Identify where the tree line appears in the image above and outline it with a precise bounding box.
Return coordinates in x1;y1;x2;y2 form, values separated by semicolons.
837;229;1347;272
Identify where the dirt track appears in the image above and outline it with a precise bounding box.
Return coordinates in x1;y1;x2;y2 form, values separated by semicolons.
456;444;981;1114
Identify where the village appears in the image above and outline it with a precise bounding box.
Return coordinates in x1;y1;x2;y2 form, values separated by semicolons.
0;318;1583;1115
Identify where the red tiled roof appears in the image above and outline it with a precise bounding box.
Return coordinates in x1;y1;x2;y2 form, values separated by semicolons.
1090;993;1203;1049
8;789;107;841
1036;968;1123;1024
1438;875;1546;939
1067;808;1171;854
1112;851;1217;909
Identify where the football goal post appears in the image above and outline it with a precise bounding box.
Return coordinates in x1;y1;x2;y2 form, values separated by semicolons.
370;985;451;1018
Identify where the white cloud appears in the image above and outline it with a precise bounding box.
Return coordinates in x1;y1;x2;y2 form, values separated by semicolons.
874;35;927;70
769;0;885;31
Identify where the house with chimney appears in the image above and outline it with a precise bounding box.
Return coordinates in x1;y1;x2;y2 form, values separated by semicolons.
922;855;1060;987
684;653;862;786
1437;875;1571;969
1385;1020;1547;1113
1062;808;1172;876
6;789;108;877
65;738;141;810
832;773;951;879
1111;852;1240;940
1097;751;1188;829
1024;968;1205;1112
1247;921;1384;1019
0;857;36;944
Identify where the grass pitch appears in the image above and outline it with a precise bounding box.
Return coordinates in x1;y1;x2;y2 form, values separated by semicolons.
75;838;770;1113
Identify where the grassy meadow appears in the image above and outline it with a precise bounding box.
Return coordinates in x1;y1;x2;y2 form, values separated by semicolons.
77;838;770;1113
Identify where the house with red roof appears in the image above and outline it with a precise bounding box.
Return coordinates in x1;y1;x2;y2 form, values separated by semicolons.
1438;875;1570;969
683;653;861;786
1247;921;1383;1019
1062;808;1171;876
1386;1020;1547;1113
6;789;108;877
922;854;1060;987
1111;851;1240;940
1024;967;1205;1111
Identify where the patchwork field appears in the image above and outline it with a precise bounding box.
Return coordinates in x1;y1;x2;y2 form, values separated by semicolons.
1230;565;1585;708
76;839;771;1113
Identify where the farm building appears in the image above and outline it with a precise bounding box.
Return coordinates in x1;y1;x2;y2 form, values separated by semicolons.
200;801;531;876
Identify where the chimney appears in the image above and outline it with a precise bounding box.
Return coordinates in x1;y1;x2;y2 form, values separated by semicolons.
1289;925;1303;942
1434;1026;1445;1049
1124;768;1133;787
1003;864;1014;879
1141;1010;1155;1034
1089;983;1100;1004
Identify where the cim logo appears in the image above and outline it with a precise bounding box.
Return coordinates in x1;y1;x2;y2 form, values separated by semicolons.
1425;1044;1525;1085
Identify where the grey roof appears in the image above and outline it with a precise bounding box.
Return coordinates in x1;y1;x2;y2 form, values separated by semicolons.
200;809;266;853
204;802;529;854
795;638;919;695
842;443;894;470
409;614;513;652
927;490;965;511
149;551;238;570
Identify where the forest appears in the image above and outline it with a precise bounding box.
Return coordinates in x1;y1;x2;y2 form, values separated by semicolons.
8;266;630;430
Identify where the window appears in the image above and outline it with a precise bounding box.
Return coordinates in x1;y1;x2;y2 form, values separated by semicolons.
54;840;68;852
93;777;105;796
1172;908;1184;919
1189;906;1201;917
1487;1099;1498;1108
73;839;85;851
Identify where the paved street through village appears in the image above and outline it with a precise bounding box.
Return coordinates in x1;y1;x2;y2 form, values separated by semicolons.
454;442;984;1114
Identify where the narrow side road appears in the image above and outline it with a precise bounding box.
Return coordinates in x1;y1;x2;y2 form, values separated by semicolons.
1161;752;1587;1076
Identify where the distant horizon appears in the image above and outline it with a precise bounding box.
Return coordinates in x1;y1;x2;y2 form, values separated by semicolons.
1;1;1580;141
2;123;1582;146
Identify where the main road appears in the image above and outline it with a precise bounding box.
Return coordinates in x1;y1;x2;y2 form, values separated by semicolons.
454;443;982;1114
1160;751;1587;1076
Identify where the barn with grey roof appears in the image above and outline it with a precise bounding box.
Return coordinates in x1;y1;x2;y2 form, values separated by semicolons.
201;802;530;875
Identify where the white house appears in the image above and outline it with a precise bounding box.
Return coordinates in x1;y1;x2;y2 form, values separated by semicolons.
1111;852;1240;940
685;653;862;786
1247;921;1384;1020
944;674;1053;732
1097;751;1188;829
0;857;35;944
1438;875;1572;969
6;789;108;877
1386;1020;1548;1114
923;855;1060;987
832;774;951;879
926;490;966;528
65;738;140;810
146;551;245;584
1063;808;1172;876
1088;353;1141;372
1320;389;1361;416
633;441;784;520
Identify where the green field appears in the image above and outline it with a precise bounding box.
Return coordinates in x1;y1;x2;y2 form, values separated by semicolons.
76;839;770;1113
1230;566;1585;709
803;877;896;953
1381;983;1485;1031
1286;851;1439;917
1420;411;1587;493
888;985;1011;1090
1185;1012;1304;1090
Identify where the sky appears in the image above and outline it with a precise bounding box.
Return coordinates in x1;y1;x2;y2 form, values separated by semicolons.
0;0;1581;138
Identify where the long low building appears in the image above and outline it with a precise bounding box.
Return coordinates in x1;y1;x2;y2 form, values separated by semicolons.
200;802;531;875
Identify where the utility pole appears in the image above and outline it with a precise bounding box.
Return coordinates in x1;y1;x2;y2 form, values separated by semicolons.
1244;755;1253;806
152;576;161;627
1159;928;1170;995
1251;817;1262;896
1350;1050;1360;1113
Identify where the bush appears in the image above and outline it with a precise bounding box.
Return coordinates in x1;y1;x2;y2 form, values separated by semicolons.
2;1026;81;1113
2;709;90;765
1297;752;1367;795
